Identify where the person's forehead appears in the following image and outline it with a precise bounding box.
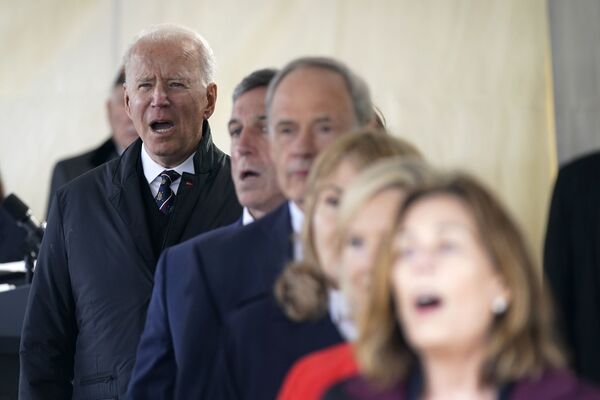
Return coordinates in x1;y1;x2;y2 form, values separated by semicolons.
232;87;267;113
270;67;352;113
403;195;477;235
128;40;199;74
278;66;347;93
134;36;197;55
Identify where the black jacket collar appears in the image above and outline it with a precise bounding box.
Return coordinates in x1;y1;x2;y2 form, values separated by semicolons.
108;120;222;272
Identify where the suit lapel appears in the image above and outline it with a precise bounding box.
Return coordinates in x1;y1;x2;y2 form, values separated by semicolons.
108;139;155;272
163;120;218;247
260;203;294;277
163;171;201;248
262;202;294;262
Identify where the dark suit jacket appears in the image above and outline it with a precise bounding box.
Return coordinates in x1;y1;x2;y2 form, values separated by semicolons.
47;137;119;216
19;122;241;400
128;202;293;399
213;295;344;400
544;151;600;385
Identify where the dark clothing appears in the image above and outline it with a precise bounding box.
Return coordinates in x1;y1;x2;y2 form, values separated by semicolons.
47;137;120;216
139;171;173;260
324;369;600;400
0;207;27;263
278;342;358;400
213;295;344;400
19;122;241;400
128;202;293;399
544;151;600;385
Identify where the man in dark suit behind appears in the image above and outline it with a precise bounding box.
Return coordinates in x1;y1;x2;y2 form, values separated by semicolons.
46;66;138;215
227;68;285;225
19;24;241;399
544;151;600;385
128;57;374;399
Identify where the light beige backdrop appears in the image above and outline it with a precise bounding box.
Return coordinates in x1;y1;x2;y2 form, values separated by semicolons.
0;0;555;262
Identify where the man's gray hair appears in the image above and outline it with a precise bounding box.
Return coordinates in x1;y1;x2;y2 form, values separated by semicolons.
123;24;216;86
265;57;373;126
232;68;278;102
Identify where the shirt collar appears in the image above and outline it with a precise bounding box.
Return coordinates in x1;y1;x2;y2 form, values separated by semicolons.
242;207;255;226
288;201;305;261
288;201;304;235
328;288;357;341
140;143;195;183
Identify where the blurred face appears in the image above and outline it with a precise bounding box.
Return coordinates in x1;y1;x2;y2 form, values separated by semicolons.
268;67;357;207
125;38;217;167
107;85;137;150
229;87;284;218
312;159;359;276
340;188;404;312
392;194;508;355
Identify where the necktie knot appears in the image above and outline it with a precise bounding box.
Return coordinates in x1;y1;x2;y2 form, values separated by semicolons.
159;170;180;185
155;170;180;214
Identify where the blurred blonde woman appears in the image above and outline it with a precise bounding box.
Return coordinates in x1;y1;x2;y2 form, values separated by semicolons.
278;158;436;400
325;172;600;400
213;129;421;400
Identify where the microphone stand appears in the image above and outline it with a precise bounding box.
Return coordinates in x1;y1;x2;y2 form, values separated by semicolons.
24;251;34;285
22;230;41;285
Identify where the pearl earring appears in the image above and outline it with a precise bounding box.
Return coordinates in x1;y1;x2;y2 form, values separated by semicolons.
491;296;508;315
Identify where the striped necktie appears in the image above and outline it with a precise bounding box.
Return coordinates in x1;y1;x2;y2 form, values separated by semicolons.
155;170;180;214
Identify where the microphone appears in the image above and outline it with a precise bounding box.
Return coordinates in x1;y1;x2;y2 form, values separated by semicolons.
2;194;45;244
2;194;45;284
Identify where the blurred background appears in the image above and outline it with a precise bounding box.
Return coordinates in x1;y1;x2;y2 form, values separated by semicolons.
0;0;598;264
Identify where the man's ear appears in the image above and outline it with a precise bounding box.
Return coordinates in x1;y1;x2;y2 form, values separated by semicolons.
124;84;132;118
203;83;218;120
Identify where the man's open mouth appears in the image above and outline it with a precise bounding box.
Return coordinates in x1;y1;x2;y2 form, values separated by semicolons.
240;170;260;180
150;120;175;133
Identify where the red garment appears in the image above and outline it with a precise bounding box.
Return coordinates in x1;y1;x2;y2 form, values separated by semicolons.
278;342;358;400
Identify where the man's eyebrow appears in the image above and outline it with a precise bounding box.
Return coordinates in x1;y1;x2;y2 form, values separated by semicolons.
313;116;332;124
167;76;191;81
134;76;154;82
275;119;296;126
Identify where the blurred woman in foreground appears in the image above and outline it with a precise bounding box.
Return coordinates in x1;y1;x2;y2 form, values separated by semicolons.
278;158;435;400
325;172;600;399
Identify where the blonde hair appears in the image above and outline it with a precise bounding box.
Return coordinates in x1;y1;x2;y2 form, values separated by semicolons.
335;159;437;314
274;129;422;321
356;172;565;388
